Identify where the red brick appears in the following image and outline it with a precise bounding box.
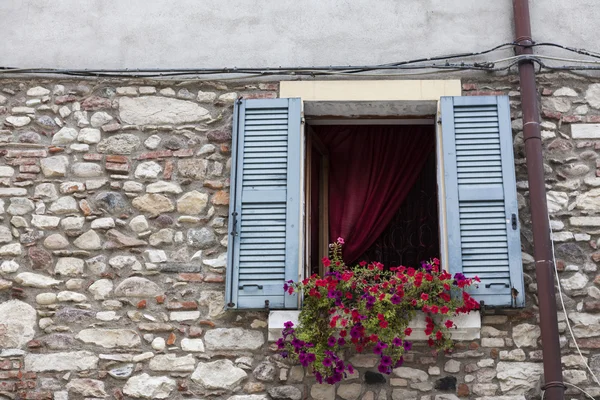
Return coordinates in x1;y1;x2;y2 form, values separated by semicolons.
178;273;204;282
137;300;147;309
79;199;93;216
16;173;37;181
55;95;78;104
0;371;20;379
19;165;40;173
138;150;172;160
102;123;121;132
163;160;173;180
212;190;229;206
83;153;104;161
204;180;223;189
166;301;198;310
6;158;38;166
588;115;600;123
457;383;470;397
204;274;225;283
542;110;562;120
105;162;130;173
562;115;584;123
583;301;600;312
81;96;112;111
541;88;553;96
106;155;128;163
465;91;505;96
220;144;231;154
48;146;64;153
156;295;166;304
189;326;204;337
258;83;279;91
173;149;194;158
16;381;36;390
245;92;277;100
199;320;216;327
167;332;176;345
576;338;600;348
17;391;52;400
0;381;16;391
462;83;478;91
5;149;47;158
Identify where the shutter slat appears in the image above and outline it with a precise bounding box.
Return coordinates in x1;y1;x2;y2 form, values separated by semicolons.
227;98;301;310
441;95;524;308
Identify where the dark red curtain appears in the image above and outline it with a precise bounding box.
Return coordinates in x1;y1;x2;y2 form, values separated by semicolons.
315;125;435;264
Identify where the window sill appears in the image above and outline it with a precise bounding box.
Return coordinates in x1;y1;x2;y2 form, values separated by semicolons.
268;310;481;342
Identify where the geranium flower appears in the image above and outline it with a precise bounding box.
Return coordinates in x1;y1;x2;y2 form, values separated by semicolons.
445;320;454;328
404;328;412;336
420;293;429;301
322;257;331;267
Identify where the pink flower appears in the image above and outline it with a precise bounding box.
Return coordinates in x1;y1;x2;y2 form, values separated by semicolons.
337;237;345;244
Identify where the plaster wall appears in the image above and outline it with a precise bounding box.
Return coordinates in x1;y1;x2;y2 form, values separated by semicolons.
2;0;599;70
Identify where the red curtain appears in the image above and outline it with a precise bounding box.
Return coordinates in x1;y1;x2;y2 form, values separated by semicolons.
316;125;435;264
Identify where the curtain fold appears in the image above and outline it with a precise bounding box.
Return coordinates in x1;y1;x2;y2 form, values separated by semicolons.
316;125;435;264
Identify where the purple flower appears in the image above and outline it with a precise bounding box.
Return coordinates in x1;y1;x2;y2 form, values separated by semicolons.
373;341;388;355
378;364;390;374
403;340;412;352
335;361;345;374
322;357;333;367
284;321;294;329
338;337;346;346
291;338;305;350
315;371;323;384
392;337;402;347
394;357;404;368
276;338;285;349
281;350;288;358
306;353;316;363
390;294;402;304
327;336;337;347
327;290;337;299
380;355;392;367
347;364;355;374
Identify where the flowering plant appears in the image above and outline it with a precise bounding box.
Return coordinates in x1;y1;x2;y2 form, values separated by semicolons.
277;238;480;384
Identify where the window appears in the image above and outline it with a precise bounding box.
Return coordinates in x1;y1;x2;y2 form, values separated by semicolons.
225;89;524;310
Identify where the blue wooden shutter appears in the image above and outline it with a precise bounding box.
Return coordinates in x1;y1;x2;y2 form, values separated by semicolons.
226;98;301;309
440;96;524;308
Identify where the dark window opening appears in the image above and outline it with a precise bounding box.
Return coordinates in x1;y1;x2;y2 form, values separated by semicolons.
307;124;439;274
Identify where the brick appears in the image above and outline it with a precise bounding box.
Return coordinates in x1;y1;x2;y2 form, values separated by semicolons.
163;160;174;180
462;83;478;91
583;301;600;312
83;153;104;161
81;96;112;111
204;180;224;189
5;149;47;158
19;165;40;173
189;326;203;338
16;173;37;181
543;110;562;120
588;116;600;123
575;338;600;348
245;92;277;99
16;381;36;390
220;144;231;154
6;158;38;166
17;391;53;400
177;273;204;282
102;123;121;132
457;383;470;397
173;149;194;158
138;150;172;160
106;155;128;164
562;115;584;123
55;95;78;104
212;190;229;206
166;332;176;345
465;91;505;96
258;83;279;91
166;301;198;310
105;162;130;173
204;274;225;283
0;381;16;391
0;371;20;379
48;146;64;153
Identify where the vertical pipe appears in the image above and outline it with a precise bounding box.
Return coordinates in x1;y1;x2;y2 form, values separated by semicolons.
512;1;564;399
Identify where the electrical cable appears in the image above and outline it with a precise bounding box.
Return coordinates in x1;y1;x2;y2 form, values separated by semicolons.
549;215;600;394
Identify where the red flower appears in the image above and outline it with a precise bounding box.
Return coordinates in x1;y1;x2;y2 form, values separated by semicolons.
404;328;412;336
377;313;385;321
322;257;331;267
436;330;443;340
379;321;389;329
420;293;429;301
369;334;378;342
430;305;439;314
440;306;449;314
359;261;367;267
340;330;347;337
345;292;353;300
445;320;454;328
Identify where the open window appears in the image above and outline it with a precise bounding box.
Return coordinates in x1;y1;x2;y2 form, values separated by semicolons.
226;95;525;310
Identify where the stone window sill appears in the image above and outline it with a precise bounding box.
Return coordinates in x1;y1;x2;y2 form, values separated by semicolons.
268;310;481;342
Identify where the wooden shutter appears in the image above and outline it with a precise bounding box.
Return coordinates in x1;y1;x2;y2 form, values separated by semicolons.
440;96;524;308
226;98;302;309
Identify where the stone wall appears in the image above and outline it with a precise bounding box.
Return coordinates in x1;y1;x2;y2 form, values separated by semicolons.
0;75;599;400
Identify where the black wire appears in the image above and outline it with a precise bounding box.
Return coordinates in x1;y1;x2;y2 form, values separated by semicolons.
1;41;600;78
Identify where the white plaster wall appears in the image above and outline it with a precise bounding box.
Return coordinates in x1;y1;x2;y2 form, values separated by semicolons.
1;0;599;70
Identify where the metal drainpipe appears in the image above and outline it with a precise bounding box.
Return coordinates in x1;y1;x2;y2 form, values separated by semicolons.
512;1;565;399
